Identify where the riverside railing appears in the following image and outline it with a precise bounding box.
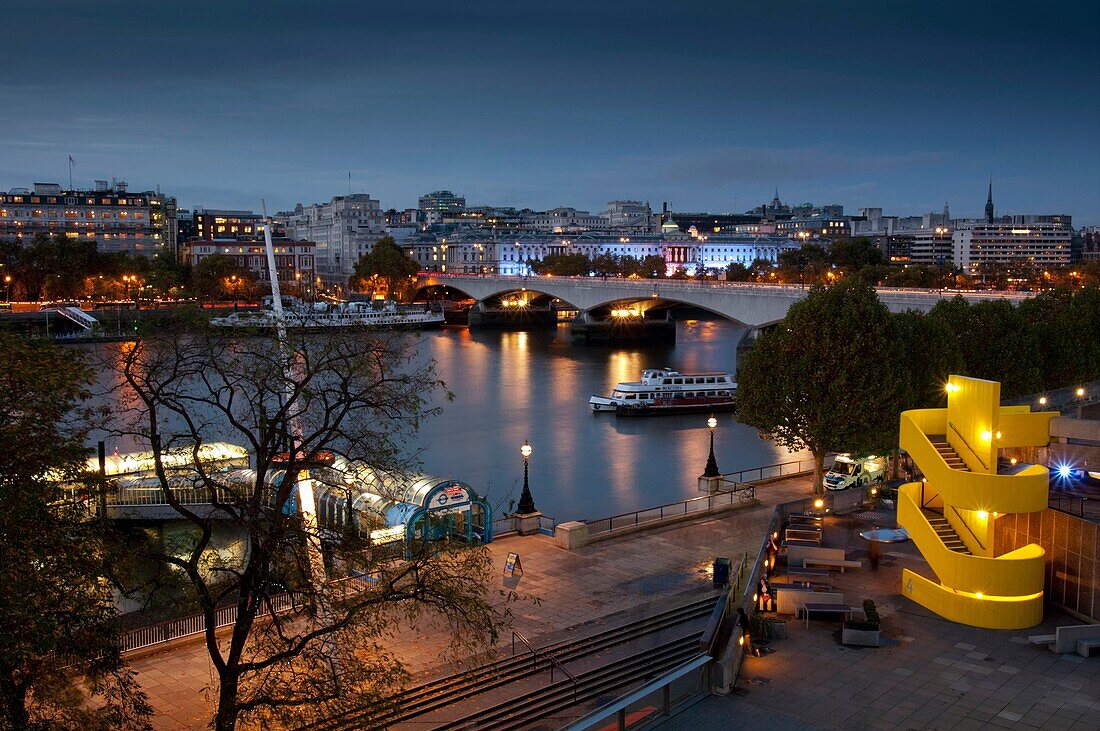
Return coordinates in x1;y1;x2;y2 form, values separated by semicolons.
585;485;757;539
120;573;377;654
718;455;833;489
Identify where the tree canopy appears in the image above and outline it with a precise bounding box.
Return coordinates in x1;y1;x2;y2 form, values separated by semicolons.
736;279;903;494
0;333;150;731
350;236;419;300
106;322;503;729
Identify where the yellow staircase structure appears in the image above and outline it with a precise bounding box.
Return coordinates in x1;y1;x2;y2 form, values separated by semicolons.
897;375;1056;629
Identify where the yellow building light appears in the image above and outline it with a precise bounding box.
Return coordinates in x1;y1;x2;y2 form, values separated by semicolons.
977;510;989;520
980;430;992;442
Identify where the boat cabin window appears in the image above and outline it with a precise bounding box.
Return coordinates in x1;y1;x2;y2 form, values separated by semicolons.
706;377;715;384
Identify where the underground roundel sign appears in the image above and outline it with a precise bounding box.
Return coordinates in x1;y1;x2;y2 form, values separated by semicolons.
432;484;470;513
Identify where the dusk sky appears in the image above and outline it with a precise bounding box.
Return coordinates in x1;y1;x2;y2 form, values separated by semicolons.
3;1;1098;222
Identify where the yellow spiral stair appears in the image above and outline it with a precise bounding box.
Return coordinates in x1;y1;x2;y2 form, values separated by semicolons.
896;376;1056;629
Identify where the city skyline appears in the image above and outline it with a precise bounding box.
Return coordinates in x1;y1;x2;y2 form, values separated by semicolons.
1;1;1098;222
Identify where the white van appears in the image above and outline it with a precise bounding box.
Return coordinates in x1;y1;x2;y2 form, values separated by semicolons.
824;454;886;491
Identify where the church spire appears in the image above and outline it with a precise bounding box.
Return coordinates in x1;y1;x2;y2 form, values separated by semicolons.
985;176;994;223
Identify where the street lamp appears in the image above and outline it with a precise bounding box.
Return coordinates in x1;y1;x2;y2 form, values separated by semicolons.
703;416;720;478
3;274;10;303
518;439;536;514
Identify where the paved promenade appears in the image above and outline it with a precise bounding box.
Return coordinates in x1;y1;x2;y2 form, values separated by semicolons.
131;475;815;729
656;514;1100;731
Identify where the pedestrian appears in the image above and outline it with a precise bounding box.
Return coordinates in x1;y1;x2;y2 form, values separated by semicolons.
736;607;758;656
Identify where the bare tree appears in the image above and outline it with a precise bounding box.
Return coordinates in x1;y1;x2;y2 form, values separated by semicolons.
104;323;503;730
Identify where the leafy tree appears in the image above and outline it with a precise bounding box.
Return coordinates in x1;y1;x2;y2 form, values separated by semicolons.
777;243;829;287
192;253;256;304
107;324;503;729
736;279;902;494
892;311;964;412
349;236;419;300
0;333;150;730
589;252;619;276
828;237;884;273
528;252;591;276
928;297;1042;398
1019;286;1100;389
639;255;667;278
725;263;752;281
749;258;776;281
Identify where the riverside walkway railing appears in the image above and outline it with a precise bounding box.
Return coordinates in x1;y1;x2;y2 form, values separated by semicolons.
121;573;377;654
583;457;826;539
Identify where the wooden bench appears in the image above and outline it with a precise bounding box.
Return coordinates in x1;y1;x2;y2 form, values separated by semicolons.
1076;639;1100;657
788;514;824;527
785;528;822;544
776;588;844;616
803;557;863;572
798;602;857;628
787;567;832;586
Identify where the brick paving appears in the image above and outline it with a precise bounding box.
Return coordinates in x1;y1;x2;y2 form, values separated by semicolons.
654;511;1100;731
129;476;815;729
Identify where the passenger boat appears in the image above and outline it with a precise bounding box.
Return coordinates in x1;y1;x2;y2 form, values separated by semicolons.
211;298;444;330
589;368;737;415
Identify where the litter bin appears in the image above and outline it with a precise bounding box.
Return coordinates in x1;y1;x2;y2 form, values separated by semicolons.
713;556;731;588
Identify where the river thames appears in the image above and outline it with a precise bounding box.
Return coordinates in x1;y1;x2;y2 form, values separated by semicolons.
414;319;807;522
85;317;808;524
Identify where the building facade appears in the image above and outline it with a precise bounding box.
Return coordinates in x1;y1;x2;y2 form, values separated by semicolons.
181;239;316;288
952;223;1072;271
192;209;262;241
0;181;177;256
278;194;385;286
418;190;466;214
404;230;799;277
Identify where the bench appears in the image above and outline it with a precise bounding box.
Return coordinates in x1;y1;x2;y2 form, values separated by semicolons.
1076;639;1100;657
776;588;844;616
787;567;832;587
803;557;863;572
1053;624;1100;654
785;538;821;549
788;514;824;527
1027;634;1056;646
785;528;823;544
798;602;857;628
1027;624;1100;655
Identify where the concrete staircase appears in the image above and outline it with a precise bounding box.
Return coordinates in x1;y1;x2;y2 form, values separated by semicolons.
921;508;972;554
929;436;971;472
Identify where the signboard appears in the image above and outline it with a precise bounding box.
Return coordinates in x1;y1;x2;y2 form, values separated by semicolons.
430;484;470;513
504;552;522;576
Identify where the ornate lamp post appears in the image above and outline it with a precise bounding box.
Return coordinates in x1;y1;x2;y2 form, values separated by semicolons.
518;438;536;514
703;416;720;478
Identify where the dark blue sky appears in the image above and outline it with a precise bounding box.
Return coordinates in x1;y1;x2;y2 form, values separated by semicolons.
3;1;1098;222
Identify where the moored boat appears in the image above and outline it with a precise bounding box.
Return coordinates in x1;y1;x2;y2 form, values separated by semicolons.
211;298;444;331
589;368;737;415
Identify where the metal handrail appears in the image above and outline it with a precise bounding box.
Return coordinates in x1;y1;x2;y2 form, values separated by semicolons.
585;483;756;537
947;420;988;471
946;504;986;552
511;629;538;672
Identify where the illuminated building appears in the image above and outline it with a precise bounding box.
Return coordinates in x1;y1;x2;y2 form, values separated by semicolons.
0;180;177;256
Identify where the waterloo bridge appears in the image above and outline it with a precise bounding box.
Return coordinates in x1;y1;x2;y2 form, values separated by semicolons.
417;273;1033;334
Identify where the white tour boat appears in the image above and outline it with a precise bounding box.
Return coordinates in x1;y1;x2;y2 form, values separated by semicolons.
211;297;444;331
589;368;737;416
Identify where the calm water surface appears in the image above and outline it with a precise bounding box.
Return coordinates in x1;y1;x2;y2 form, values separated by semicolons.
86;319;807;523
413;320;807;522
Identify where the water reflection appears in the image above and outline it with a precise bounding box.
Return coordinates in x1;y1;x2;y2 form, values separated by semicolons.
84;319;807;522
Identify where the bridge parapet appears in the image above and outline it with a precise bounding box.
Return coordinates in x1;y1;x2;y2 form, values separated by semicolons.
419;274;1034;328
